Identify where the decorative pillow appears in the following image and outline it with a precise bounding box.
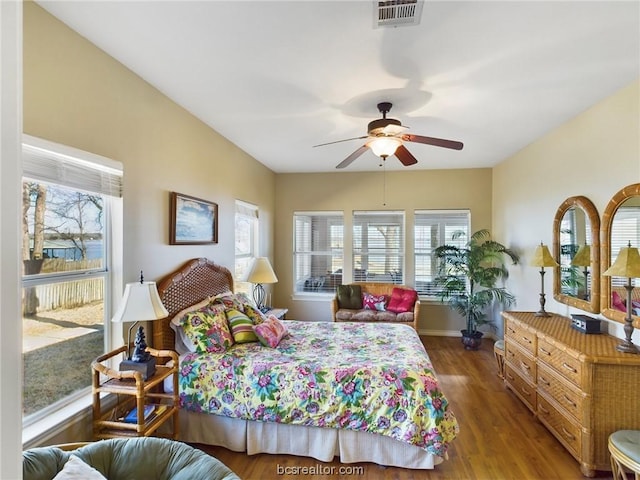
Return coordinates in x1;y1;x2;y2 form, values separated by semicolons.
226;308;259;343
170;297;211;326
234;292;257;309
181;304;234;354
362;292;388;311
337;284;363;309
244;303;267;325
386;287;418;313
53;455;107;480
212;294;245;312
612;291;627;312
253;316;288;348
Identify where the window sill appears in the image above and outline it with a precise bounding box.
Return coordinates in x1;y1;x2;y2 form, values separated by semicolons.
22;393;93;448
291;292;335;301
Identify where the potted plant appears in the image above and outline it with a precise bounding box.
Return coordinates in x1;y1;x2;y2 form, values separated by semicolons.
434;229;519;350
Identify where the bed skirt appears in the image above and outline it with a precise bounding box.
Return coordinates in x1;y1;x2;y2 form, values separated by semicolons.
178;410;441;470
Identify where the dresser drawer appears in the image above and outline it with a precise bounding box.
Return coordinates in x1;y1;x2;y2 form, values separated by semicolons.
505;342;536;384
537;363;584;422
537;337;583;387
505;364;536;412
537;395;581;459
505;318;536;355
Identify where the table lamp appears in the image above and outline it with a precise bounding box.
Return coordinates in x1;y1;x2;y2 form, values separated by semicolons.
111;271;169;379
571;244;591;300
245;257;278;312
603;242;640;354
531;242;559;317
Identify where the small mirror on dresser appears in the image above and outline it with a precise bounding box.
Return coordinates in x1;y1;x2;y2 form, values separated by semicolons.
553;195;600;313
601;183;640;326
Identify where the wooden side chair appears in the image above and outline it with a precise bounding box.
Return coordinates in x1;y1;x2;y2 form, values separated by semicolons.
493;339;505;380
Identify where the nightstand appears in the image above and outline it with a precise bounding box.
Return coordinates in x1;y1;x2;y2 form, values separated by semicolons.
264;308;288;320
91;345;179;440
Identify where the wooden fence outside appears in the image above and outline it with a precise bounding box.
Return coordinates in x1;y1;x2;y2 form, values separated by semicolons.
32;258;104;312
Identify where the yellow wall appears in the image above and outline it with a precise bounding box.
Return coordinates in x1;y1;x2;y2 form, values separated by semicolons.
274;168;493;332
23;1;276;286
492;79;640;339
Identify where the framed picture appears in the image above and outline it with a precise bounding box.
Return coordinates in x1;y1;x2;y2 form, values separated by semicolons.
169;192;218;245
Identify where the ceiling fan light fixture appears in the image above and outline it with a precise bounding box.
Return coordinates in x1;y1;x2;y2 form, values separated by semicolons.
370;137;402;158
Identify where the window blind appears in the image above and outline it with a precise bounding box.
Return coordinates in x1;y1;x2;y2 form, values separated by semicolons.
353;210;404;284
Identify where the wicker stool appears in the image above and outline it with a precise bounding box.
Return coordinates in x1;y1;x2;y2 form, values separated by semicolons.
493;340;505;380
609;430;640;480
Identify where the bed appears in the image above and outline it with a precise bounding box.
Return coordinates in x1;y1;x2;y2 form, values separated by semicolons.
153;258;458;469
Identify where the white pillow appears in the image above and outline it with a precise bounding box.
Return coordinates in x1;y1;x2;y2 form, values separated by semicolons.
53;455;106;480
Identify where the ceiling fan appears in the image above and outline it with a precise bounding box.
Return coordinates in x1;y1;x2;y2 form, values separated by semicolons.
314;102;463;169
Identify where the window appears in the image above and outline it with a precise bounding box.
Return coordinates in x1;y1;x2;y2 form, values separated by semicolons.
293;212;343;293
414;210;470;296
235;200;259;294
353;211;404;284
21;136;122;423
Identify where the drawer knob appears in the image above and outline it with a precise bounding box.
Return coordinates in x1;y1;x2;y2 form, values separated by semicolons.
521;386;531;396
522;336;532;344
539;347;551;356
562;362;578;374
561;427;576;441
539;405;549;414
563;395;577;408
539;376;550;387
521;362;530;371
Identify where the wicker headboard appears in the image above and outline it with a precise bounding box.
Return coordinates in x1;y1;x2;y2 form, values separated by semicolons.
153;258;234;352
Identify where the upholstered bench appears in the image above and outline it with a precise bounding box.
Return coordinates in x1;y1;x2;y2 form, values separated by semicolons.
331;282;419;330
23;437;240;480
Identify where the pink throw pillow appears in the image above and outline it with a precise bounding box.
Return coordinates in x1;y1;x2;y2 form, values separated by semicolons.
362;292;388;311
386;287;418;313
253;316;288;348
612;291;627;312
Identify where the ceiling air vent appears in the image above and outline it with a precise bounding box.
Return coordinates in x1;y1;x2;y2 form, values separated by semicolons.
374;0;423;28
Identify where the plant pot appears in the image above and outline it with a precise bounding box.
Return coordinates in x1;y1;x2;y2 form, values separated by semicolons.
461;329;483;350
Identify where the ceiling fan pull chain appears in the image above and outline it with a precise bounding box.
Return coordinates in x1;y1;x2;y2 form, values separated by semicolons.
382;158;387;206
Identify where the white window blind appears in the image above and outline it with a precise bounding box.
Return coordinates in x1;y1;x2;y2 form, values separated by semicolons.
414;210;470;296
22;136;122;197
353;211;404;284
293;212;343;293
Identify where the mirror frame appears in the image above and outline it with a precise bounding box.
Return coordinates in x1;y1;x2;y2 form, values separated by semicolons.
553;195;600;313
601;183;640;326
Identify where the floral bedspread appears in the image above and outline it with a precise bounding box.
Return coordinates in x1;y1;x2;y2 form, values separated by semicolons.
178;321;459;457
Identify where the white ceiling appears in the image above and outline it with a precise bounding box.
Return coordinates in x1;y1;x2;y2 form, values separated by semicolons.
37;1;640;173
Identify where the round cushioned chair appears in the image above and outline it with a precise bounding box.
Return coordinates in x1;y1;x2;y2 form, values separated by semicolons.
609;430;640;480
23;437;240;480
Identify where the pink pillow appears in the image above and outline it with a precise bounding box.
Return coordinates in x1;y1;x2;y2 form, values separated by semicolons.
612;291;627;312
253;316;288;348
386;287;418;313
362;292;388;311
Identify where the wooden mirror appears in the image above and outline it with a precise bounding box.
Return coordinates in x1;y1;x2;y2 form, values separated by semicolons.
601;183;640;326
553;195;600;313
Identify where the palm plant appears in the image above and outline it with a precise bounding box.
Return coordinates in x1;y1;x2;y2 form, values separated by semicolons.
434;229;519;347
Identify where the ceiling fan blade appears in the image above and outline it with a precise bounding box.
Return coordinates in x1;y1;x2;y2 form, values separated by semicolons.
313;136;368;148
336;145;369;169
394;145;418;166
402;134;463;150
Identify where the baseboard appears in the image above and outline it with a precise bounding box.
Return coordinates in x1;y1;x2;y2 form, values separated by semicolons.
418;329;498;341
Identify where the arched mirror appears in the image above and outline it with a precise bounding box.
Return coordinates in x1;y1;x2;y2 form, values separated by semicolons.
553;196;600;313
601;183;640;327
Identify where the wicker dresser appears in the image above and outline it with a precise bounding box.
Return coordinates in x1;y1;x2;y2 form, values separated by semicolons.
502;311;640;477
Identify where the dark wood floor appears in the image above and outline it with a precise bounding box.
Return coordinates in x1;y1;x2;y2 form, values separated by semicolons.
194;336;615;480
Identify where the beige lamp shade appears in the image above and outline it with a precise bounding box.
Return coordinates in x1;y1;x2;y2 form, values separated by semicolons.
112;281;169;323
603;245;640;278
245;257;278;284
530;243;559;268
571;244;591;267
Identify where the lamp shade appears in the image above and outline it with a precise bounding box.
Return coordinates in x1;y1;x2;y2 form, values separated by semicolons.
603;245;640;278
370;137;401;158
571;244;591;267
245;257;278;284
111;281;168;323
530;243;559;268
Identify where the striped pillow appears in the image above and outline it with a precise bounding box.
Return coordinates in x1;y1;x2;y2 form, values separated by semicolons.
226;308;258;343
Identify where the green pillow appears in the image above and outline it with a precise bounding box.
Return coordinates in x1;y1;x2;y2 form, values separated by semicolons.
337;284;363;309
226;308;259;343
